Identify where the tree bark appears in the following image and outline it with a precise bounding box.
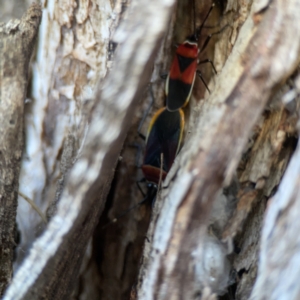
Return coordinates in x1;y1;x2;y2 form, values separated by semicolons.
1;0;300;299
250;120;300;299
0;4;42;296
2;0;176;299
135;0;300;299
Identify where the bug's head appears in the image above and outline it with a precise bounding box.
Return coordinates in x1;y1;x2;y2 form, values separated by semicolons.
145;182;158;206
147;182;158;192
185;33;198;44
181;34;199;52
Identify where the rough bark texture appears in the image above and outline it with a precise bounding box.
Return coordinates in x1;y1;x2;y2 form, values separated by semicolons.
1;0;300;299
250;103;300;300
0;0;35;23
0;4;42;296
2;0;176;299
96;1;224;299
135;0;300;299
15;0;116;265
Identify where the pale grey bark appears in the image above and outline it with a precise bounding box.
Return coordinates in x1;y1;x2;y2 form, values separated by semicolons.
0;0;35;23
250;77;300;299
15;0;116;265
2;0;176;298
1;0;300;299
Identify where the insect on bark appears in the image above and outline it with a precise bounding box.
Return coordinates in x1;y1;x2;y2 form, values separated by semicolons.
165;2;217;111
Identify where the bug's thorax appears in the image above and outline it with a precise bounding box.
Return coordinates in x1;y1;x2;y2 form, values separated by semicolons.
176;41;198;59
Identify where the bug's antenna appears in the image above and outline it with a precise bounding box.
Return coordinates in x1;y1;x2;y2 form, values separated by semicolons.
193;0;196;40
196;3;215;40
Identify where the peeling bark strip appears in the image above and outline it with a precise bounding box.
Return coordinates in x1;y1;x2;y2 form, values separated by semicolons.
251;109;300;297
16;0;117;268
3;0;176;298
0;4;42;296
137;0;300;299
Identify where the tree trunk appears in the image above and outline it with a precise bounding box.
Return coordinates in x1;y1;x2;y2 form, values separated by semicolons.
1;0;300;299
0;4;41;296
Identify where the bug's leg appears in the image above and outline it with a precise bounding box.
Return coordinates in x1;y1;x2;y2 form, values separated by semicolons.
196;70;211;93
199;24;229;53
136;179;146;197
198;58;217;74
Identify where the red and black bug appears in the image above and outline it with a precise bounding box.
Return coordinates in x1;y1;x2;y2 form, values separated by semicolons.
102;105;185;227
141;106;185;185
165;3;216;111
